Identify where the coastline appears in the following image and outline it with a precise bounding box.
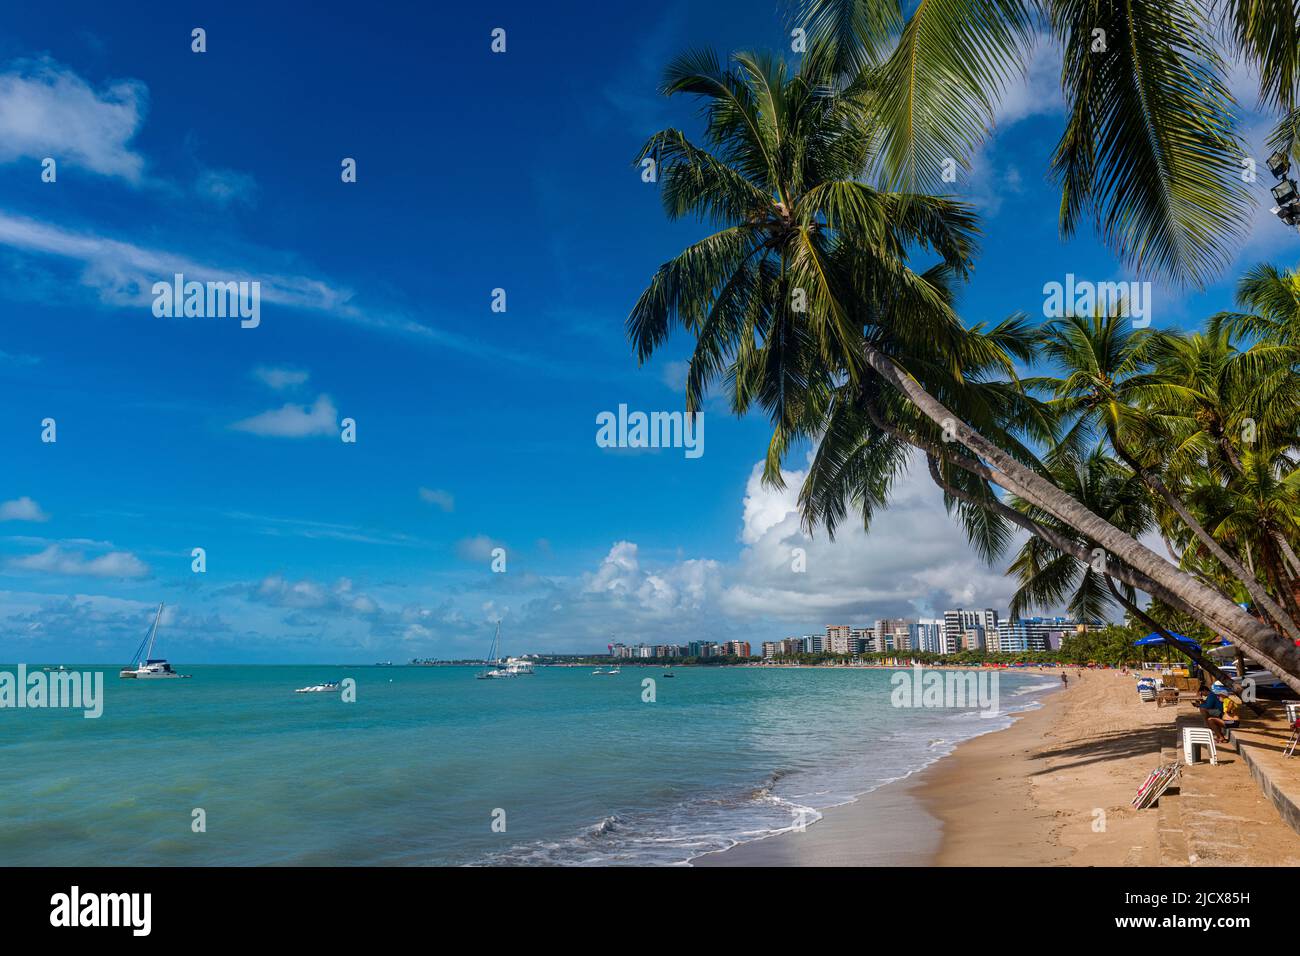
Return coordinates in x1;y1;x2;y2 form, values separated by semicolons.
694;668;1167;866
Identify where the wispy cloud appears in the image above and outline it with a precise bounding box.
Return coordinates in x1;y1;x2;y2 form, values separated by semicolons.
251;365;309;390
0;57;146;182
418;487;455;512
8;543;148;578
195;167;258;207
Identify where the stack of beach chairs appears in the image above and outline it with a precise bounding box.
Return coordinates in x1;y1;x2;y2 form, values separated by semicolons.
1182;726;1218;765
1132;763;1180;809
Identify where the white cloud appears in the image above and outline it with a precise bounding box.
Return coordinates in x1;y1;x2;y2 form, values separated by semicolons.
9;544;148;578
418;487;455;512
251;365;309;390
0;58;146;182
230;394;338;438
718;456;1024;621
457;535;503;561
993;36;1065;129
0;496;48;522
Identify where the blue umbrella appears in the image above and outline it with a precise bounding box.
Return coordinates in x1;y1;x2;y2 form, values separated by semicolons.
1134;632;1201;652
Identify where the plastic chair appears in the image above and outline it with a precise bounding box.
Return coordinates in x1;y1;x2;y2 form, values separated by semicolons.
1183;726;1218;765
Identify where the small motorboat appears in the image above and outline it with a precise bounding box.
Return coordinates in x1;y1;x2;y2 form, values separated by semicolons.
294;682;340;694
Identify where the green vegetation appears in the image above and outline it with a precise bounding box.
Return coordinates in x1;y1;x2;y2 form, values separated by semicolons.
628;2;1300;694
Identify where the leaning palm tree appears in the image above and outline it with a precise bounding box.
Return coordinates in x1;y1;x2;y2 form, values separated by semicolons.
628;47;1300;693
1003;446;1251;695
1027;311;1299;637
796;0;1264;286
1184;447;1300;614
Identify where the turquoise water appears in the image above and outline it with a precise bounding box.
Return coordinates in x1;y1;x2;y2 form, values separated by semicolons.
0;665;1056;865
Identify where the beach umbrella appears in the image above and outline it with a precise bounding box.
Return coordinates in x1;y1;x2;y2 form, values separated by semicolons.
1133;632;1200;651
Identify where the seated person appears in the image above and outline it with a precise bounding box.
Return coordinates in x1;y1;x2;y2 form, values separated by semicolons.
1221;693;1241;729
1197;688;1229;742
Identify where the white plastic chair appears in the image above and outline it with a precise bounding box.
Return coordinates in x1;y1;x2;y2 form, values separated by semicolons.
1183;726;1218;765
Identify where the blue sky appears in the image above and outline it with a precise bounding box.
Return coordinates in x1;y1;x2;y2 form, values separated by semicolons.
0;1;1296;663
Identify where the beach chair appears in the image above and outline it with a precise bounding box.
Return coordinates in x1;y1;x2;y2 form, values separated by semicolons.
1285;719;1300;759
1131;763;1180;809
1285;701;1300;725
1182;727;1218;766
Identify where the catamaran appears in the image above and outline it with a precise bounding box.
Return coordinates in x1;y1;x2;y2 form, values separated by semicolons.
476;621;534;678
120;603;182;679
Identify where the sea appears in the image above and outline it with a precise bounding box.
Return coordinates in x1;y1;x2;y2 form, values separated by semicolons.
0;664;1058;866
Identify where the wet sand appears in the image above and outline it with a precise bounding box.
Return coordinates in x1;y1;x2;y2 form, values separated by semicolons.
695;668;1299;866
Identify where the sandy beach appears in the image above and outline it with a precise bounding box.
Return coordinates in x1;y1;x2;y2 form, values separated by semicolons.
694;668;1300;866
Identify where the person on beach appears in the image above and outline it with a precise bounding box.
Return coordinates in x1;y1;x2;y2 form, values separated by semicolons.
1061;672;1068;687
1197;688;1229;743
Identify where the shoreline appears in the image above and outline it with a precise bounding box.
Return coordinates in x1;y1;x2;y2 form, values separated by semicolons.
693;667;1070;866
694;668;1175;866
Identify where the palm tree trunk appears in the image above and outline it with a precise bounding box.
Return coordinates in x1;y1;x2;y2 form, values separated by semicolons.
922;455;1209;629
861;344;1300;695
1109;432;1298;638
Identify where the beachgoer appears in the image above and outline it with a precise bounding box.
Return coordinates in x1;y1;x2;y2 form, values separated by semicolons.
1061;673;1068;687
1197;688;1229;742
1221;694;1241;731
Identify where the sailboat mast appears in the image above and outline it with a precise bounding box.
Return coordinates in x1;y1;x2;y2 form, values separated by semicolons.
145;603;163;660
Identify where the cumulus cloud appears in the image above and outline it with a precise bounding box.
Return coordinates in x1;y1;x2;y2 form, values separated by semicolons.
418;487;455;512
230;394;338;438
9;544;148;578
0;57;146;182
718;456;1024;621
0;496;48;522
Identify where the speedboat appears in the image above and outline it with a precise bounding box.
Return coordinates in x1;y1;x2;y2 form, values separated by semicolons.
120;604;183;679
295;682;340;694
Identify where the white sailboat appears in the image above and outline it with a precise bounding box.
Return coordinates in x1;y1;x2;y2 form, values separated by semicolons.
119;603;181;679
476;621;533;678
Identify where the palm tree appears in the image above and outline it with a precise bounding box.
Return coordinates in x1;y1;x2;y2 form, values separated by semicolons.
1003;446;1252;695
628;47;1300;693
1027;311;1298;636
796;0;1269;286
1184;447;1300;616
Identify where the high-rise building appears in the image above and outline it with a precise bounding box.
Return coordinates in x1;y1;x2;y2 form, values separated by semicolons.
826;625;854;655
874;618;913;652
998;617;1079;652
943;608;999;653
915;619;945;654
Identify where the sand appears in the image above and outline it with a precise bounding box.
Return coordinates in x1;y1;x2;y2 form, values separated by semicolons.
693;668;1300;866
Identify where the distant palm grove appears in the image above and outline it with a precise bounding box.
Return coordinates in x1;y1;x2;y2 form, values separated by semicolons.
627;0;1300;695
